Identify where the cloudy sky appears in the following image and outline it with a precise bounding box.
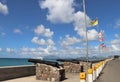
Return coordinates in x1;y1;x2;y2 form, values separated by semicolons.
0;0;120;58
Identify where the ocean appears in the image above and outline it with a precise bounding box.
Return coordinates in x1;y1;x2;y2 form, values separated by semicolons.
0;58;33;67
0;58;62;67
0;57;102;67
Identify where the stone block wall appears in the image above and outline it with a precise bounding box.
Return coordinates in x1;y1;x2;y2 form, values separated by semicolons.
63;62;81;73
63;61;92;73
36;63;65;82
80;61;91;72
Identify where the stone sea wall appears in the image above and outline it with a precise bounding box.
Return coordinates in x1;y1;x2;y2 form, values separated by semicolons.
0;65;35;81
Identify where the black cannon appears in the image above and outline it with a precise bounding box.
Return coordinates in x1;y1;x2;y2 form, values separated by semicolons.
56;59;80;64
28;59;60;68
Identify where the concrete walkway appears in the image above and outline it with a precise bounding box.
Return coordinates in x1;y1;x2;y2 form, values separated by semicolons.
3;76;48;82
95;59;120;82
3;73;79;82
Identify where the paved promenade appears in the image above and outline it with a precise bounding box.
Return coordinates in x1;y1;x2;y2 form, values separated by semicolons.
4;58;120;82
3;73;79;82
95;58;120;82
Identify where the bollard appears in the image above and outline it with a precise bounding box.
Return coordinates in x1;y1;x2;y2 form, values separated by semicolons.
90;63;92;68
98;63;101;75
96;64;99;77
81;65;84;72
93;67;96;81
93;62;105;81
80;66;86;82
87;68;93;82
93;65;98;79
80;72;86;82
102;61;104;68
103;61;105;67
100;62;103;73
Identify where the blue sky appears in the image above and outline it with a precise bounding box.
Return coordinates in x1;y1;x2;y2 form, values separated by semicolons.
0;0;120;58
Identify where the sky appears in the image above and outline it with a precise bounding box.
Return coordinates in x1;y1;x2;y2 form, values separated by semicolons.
0;0;120;58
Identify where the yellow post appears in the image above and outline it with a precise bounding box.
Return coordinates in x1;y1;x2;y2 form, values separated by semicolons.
80;72;86;82
94;65;98;71
88;69;93;82
88;69;93;74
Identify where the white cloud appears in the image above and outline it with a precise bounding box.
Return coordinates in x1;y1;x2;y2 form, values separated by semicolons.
111;45;119;51
114;34;120;39
6;48;17;52
32;24;56;55
21;47;29;52
17;0;105;58
0;48;2;52
13;29;22;34
21;47;36;52
0;32;6;36
34;24;54;38
60;35;81;48
39;39;46;45
20;46;57;56
20;47;82;57
4;45;108;58
87;29;98;40
114;19;120;28
39;0;98;41
60;48;81;55
47;39;55;45
44;45;57;54
0;2;8;15
73;11;98;40
31;37;55;46
31;37;46;46
111;34;120;51
40;0;75;23
6;48;11;52
111;39;120;44
73;11;90;29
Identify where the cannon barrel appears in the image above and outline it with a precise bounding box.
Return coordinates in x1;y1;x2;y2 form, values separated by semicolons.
28;59;59;68
56;59;80;64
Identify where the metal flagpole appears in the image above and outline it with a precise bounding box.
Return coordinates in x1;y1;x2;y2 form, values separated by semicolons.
82;0;89;70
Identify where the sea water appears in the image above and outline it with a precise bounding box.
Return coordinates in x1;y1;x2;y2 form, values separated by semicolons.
0;58;33;67
0;58;63;67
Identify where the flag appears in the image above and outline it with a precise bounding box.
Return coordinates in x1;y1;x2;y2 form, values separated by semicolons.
100;43;108;51
98;30;103;38
99;37;104;42
98;30;104;42
100;43;103;46
100;43;106;48
90;19;98;26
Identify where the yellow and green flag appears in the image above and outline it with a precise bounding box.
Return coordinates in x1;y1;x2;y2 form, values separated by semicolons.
90;19;98;26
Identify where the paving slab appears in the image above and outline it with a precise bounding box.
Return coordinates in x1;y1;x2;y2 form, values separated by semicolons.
3;73;80;82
